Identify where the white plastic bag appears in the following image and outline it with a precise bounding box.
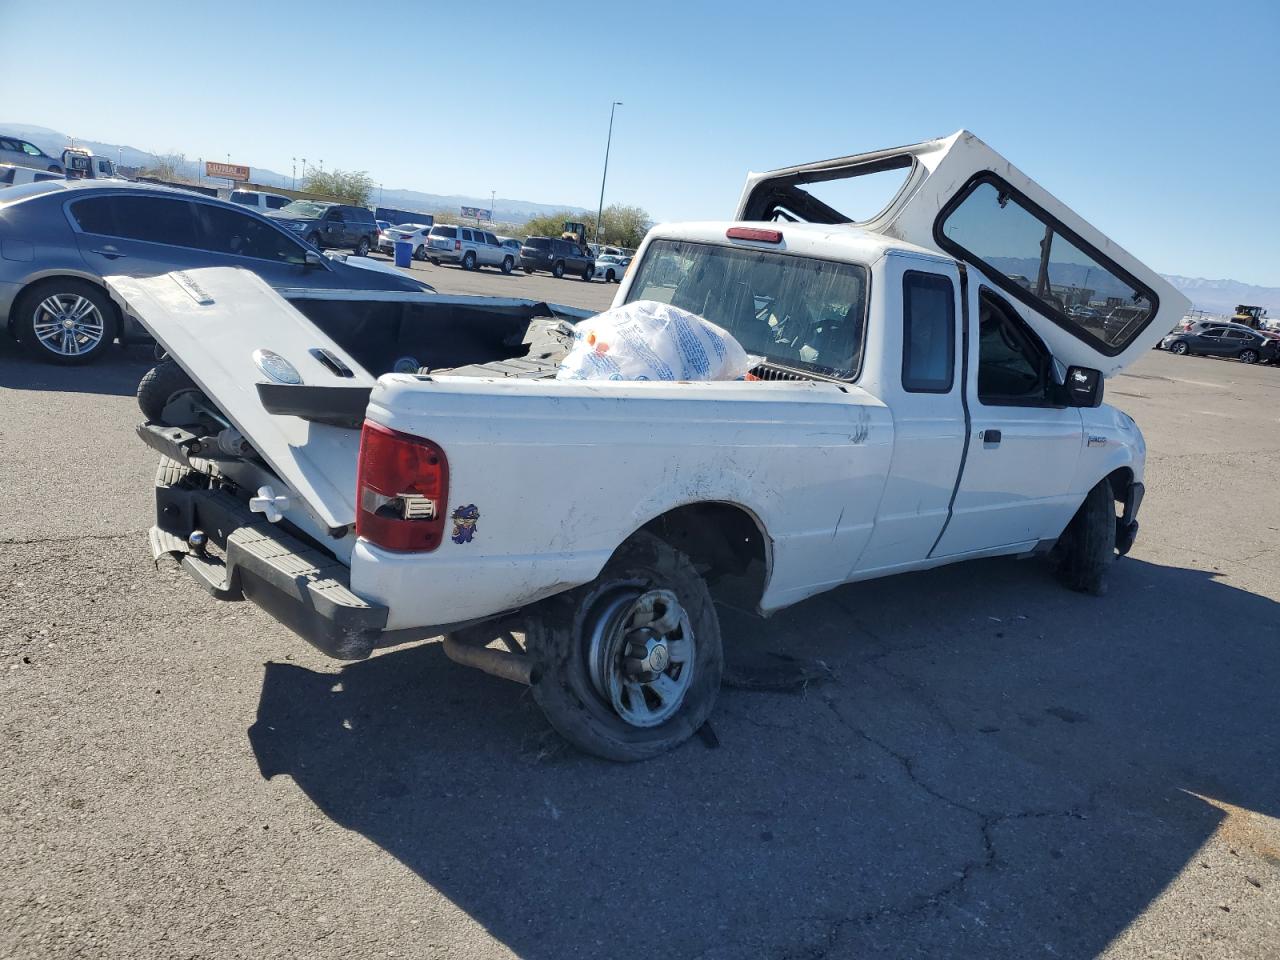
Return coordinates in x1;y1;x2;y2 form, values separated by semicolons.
556;300;750;382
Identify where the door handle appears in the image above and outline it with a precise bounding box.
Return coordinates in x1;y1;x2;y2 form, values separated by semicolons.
91;247;127;259
980;429;1002;445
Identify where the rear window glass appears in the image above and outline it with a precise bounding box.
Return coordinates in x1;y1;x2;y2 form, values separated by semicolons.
938;175;1158;355
229;191;257;205
431;225;457;239
625;238;869;380
524;237;550;249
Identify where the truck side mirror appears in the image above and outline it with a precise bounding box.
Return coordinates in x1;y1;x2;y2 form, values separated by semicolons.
1062;365;1103;407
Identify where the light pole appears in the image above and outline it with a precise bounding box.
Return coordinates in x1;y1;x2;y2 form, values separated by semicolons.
490;190;495;223
291;157;297;191
594;101;622;248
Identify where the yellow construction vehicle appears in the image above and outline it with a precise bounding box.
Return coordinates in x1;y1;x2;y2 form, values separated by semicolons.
1232;305;1267;329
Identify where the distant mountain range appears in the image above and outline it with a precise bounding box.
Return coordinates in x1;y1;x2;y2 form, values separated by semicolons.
1;122;587;224
1159;275;1280;319
4;121;1275;317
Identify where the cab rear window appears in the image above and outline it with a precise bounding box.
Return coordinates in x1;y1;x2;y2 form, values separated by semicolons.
625;238;869;380
936;174;1158;355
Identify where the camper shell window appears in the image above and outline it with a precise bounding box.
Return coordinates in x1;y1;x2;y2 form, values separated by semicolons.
935;173;1159;356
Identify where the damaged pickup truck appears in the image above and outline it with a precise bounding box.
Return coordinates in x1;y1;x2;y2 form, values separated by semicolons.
112;131;1187;761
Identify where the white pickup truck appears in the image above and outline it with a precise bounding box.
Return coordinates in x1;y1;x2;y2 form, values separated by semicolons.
111;131;1187;761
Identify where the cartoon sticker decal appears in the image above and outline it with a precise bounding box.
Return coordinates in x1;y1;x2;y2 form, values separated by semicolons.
451;504;479;544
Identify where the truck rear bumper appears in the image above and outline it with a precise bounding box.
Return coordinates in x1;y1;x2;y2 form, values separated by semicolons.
151;467;389;660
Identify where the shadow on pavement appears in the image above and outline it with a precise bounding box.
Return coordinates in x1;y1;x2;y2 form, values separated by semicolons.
248;554;1280;958
0;336;154;395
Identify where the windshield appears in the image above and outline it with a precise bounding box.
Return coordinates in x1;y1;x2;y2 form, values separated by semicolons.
624;238;870;379
278;200;330;218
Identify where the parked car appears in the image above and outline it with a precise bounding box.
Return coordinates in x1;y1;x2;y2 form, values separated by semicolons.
269;200;379;256
593;253;631;283
425;224;515;273
0;163;64;188
122;130;1185;760
1160;321;1278;364
0;180;433;364
229;189;292;213
0;134;64;174
378;223;432;258
497;235;523;263
519;236;595;280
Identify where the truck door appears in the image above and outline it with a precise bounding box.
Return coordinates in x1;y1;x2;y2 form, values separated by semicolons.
930;285;1083;557
854;256;966;573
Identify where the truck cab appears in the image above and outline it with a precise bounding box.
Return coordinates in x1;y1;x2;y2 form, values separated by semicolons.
61;148;120;180
111;131;1186;761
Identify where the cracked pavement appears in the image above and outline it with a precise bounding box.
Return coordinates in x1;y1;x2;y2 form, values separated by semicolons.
1;311;1278;959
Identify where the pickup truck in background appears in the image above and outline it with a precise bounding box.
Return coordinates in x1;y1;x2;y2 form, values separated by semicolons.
112;131;1187;761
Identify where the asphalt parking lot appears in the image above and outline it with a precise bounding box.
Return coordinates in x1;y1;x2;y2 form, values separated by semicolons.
2;277;1278;958
368;250;620;312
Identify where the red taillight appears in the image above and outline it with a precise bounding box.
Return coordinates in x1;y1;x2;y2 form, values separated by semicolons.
356;421;449;552
726;226;783;244
454;239;461;251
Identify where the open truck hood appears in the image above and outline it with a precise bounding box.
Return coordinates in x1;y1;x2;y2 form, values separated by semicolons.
736;130;1188;376
106;268;374;533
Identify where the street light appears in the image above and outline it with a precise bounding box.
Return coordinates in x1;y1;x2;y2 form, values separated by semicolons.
594;101;623;248
291;157;297;191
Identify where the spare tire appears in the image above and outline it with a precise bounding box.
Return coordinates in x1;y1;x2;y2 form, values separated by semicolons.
137;360;198;423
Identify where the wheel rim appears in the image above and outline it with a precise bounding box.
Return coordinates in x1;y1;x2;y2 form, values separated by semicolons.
1242;350;1257;363
33;294;104;356
586;587;695;729
1172;342;1186;354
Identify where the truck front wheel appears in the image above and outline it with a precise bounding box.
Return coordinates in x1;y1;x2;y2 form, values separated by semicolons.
528;532;723;761
1053;480;1117;596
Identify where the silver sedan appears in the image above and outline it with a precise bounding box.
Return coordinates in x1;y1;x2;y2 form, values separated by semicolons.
0;180;432;364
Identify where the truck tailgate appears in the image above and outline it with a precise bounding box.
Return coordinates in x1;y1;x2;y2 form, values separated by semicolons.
106;268;372;533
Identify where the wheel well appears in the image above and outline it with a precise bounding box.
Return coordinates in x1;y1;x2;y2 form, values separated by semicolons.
635;503;769;610
1105;466;1133;501
10;276;122;340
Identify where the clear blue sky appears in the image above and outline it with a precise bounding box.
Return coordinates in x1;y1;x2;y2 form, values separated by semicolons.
3;0;1277;285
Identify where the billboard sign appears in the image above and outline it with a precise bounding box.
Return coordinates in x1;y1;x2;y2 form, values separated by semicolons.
206;161;250;181
460;205;492;220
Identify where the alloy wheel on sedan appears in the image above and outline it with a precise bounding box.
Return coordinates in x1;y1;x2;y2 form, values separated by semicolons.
32;293;106;359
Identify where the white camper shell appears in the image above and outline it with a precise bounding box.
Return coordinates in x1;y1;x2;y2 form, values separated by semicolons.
736;130;1186;376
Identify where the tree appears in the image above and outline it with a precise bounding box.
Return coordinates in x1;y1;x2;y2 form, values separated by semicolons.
517;204;653;249
301;167;374;206
145;151;186;181
597;204;652;249
521;210;582;240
